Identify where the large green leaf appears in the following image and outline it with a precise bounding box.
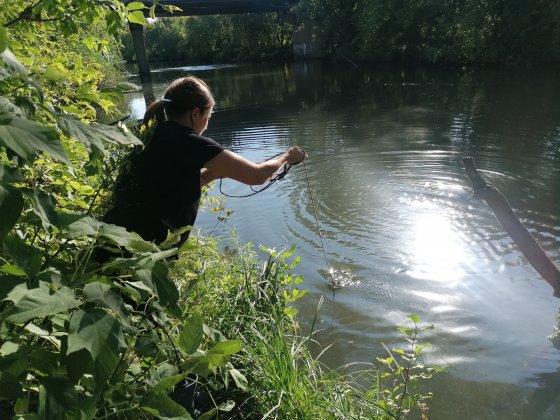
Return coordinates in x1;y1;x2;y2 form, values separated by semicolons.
151;263;180;314
408;313;421;324
135;333;160;357
229;367;248;391
203;324;227;344
179;353;211;377
0;265;26;276
178;310;203;354
146;363;184;392
27;347;59;376
63;348;93;385
57;213;102;238
58;117;142;156
59;217;158;256
153;372;189;393
83;282;132;329
68;310;126;391
105;9;123;37
0;348;27;377
39;373;79;419
1;234;42;277
140;391;192;420
99;223;156;252
0;96;26;117
147;363;177;385
135;262;180;316
1;281;80;323
127;2;147;11
128;10;146;25
0;113;69;163
0;184;23;236
21;188;58;231
76;395;99;420
67;308;126;362
207;340;243;366
0;49;29;75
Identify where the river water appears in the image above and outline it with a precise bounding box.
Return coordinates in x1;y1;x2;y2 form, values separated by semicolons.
125;62;560;419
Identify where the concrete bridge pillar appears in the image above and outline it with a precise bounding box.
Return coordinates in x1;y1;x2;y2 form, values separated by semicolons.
129;22;155;106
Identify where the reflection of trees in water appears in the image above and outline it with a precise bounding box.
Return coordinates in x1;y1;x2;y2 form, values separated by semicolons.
142;63;560;157
202;62;560;158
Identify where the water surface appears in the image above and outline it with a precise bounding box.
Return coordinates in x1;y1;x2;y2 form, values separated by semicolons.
125;62;560;419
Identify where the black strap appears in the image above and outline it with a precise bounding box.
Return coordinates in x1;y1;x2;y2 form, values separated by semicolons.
219;164;292;198
217;150;307;198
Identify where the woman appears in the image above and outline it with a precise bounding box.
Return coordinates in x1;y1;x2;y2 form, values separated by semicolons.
104;76;306;248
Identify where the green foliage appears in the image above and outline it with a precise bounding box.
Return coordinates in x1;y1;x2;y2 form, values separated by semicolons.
377;315;445;418
120;13;295;64
295;0;560;64
0;2;246;418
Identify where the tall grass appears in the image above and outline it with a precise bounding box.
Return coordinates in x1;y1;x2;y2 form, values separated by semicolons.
172;237;439;419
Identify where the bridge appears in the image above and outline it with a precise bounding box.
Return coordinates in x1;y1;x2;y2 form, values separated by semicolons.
131;0;294;17
125;1;295;104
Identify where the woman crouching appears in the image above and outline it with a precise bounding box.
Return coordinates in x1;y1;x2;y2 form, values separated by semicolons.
103;76;306;250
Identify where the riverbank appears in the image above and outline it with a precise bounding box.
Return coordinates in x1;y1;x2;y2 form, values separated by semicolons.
170;234;439;418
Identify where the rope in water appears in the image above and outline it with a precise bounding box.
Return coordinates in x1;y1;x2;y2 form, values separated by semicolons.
302;159;332;273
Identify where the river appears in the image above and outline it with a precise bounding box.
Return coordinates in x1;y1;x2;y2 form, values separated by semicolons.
124;61;560;419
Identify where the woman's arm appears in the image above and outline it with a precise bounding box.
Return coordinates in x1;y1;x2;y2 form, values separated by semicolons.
200;168;218;186
203;147;306;186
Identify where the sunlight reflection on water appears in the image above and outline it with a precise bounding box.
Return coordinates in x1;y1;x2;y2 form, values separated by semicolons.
407;211;466;282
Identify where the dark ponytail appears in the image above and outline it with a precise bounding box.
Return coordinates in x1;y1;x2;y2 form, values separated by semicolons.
142;99;168;128
141;76;215;128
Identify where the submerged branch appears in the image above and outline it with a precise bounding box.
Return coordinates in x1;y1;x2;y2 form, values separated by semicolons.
462;157;560;296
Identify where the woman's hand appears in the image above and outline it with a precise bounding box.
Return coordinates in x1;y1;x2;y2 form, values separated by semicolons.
286;146;307;165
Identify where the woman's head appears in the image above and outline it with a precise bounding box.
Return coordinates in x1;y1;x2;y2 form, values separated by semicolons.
143;76;215;133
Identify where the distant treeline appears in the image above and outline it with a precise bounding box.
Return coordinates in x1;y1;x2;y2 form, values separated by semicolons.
121;0;560;65
120;13;293;63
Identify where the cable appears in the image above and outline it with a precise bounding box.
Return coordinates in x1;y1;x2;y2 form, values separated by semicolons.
302;160;331;273
218;152;290;198
219;163;290;198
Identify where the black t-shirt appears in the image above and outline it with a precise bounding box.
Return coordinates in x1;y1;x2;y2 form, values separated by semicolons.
104;121;224;243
